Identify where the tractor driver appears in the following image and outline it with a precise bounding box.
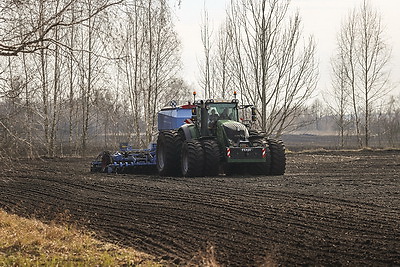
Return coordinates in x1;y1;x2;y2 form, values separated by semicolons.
220;107;232;120
209;108;219;129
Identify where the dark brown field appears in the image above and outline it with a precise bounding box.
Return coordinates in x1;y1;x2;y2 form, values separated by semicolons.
1;150;399;266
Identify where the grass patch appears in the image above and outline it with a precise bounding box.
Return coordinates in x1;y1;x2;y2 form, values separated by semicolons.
0;209;159;266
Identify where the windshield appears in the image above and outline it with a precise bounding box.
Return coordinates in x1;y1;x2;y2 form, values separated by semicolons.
207;103;238;122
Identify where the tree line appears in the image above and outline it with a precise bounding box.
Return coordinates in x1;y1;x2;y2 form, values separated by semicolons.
0;0;189;157
0;0;398;158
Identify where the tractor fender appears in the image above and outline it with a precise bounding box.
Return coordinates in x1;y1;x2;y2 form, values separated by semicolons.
179;124;198;140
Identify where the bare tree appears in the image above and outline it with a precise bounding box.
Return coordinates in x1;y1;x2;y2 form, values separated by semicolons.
358;0;391;147
199;7;213;99
0;0;123;56
333;0;392;147
221;0;317;136
329;51;352;147
144;0;181;144
214;21;233;98
80;0;94;156
66;1;77;150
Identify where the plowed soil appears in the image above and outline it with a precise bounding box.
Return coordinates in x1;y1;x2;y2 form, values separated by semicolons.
1;150;399;266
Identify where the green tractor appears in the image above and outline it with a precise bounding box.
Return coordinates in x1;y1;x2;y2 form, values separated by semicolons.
156;97;286;177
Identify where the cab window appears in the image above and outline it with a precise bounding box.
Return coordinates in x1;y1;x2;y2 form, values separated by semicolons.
208;103;238;121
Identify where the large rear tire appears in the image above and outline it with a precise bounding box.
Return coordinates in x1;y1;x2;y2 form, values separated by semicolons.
249;138;271;176
268;139;286;175
202;139;220;176
156;130;182;176
181;139;204;177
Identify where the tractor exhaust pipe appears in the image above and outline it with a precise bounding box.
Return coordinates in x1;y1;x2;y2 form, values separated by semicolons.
200;100;209;136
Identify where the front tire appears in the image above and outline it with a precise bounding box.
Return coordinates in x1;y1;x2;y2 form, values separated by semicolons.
202;139;220;176
181;140;204;177
156;130;182;176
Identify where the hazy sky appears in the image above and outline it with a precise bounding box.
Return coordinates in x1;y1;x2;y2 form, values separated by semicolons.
174;0;400;98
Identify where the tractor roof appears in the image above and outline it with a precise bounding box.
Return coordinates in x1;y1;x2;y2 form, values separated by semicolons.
194;99;239;105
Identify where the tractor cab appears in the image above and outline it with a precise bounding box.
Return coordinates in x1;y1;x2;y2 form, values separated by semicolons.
192;99;241;137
